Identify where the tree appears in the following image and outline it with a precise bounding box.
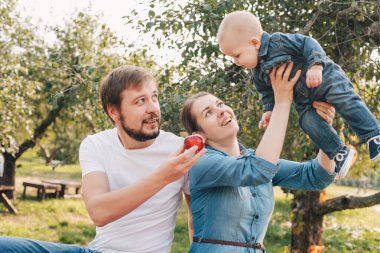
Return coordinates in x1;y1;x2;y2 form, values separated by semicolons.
0;0;127;197
127;0;380;252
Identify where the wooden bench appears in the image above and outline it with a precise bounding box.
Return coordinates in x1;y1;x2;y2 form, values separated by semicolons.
22;181;61;201
42;180;81;198
0;185;17;214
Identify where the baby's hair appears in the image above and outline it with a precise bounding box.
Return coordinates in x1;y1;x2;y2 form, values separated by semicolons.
217;11;263;43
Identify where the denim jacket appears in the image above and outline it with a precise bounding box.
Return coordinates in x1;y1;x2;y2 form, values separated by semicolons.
189;144;336;253
252;31;329;112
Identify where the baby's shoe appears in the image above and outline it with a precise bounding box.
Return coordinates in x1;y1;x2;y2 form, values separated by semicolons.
334;146;355;179
367;135;380;162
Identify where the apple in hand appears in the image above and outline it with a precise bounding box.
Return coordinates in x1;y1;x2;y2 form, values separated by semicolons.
184;134;205;153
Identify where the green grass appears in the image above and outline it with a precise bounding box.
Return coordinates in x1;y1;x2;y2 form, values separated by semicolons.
0;150;93;245
1;150;379;252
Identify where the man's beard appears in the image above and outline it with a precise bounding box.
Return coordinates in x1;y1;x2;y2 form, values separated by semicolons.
120;114;160;142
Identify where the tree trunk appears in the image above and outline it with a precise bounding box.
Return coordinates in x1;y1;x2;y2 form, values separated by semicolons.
291;191;324;253
1;152;16;199
0;84;76;199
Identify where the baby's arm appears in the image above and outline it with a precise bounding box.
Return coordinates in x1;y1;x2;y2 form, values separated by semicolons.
280;33;327;88
259;111;272;129
252;71;275;112
281;33;327;68
306;64;323;88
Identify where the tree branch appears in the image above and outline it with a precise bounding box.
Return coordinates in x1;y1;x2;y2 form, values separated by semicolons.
300;10;321;35
337;6;361;18
14;85;76;160
315;191;380;215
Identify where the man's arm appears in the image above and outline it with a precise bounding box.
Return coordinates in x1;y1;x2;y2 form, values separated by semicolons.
82;145;205;227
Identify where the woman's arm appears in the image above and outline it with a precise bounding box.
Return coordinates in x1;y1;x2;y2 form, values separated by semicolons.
255;62;301;164
273;159;336;190
184;193;193;244
272;101;337;190
189;150;279;189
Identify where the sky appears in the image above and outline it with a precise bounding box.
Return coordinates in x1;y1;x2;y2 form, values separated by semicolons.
17;0;147;39
16;0;179;64
14;0;379;65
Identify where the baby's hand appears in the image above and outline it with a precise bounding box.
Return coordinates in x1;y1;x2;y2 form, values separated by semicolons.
306;65;323;88
259;111;272;129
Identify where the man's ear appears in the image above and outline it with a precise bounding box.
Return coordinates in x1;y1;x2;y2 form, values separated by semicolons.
107;105;120;123
249;37;261;49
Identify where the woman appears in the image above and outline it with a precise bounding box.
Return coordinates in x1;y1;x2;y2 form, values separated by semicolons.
181;62;336;252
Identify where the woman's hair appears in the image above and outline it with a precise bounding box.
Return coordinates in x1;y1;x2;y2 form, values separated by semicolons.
181;92;212;134
100;65;154;123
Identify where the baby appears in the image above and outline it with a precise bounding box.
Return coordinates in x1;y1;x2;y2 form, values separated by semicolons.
217;11;380;178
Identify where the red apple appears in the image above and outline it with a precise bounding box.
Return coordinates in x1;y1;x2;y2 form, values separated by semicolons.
184;134;204;153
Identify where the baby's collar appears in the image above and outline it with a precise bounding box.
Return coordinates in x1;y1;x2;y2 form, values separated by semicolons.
259;31;270;57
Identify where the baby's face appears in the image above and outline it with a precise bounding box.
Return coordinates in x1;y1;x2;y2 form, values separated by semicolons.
219;35;260;69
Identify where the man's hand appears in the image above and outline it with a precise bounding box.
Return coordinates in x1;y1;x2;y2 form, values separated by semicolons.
258;111;272;129
306;65;323;88
158;145;206;184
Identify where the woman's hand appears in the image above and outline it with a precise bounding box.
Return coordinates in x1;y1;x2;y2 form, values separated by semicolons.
312;101;335;125
270;62;301;107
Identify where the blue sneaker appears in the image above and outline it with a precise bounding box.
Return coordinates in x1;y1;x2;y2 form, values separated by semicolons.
334;146;355;179
367;135;380;162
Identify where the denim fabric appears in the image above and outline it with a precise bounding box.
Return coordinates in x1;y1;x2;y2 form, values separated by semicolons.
252;32;380;158
189;145;336;253
0;236;100;253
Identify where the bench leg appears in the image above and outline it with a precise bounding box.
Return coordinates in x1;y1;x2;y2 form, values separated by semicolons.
59;186;66;198
37;188;45;201
40;188;46;201
0;193;17;214
22;186;27;199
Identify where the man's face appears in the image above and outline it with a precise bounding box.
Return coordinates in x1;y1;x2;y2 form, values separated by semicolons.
116;79;161;142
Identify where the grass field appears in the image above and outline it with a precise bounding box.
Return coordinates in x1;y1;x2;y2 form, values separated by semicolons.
0;151;379;252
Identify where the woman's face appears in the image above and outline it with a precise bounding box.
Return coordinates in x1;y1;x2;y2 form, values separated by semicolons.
191;94;239;143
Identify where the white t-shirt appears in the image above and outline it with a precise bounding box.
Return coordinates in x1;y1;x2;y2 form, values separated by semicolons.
79;128;186;253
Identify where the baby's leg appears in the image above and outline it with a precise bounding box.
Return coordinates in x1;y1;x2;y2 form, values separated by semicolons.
316;73;380;162
298;106;344;160
298;107;355;178
324;83;380;142
312;62;380;143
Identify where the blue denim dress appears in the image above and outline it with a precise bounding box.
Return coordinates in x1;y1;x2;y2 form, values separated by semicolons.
252;32;380;158
189;145;336;253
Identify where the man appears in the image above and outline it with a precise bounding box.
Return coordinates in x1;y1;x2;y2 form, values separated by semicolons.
0;65;205;253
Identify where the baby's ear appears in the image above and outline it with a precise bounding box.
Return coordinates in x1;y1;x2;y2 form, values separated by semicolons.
249;37;261;49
